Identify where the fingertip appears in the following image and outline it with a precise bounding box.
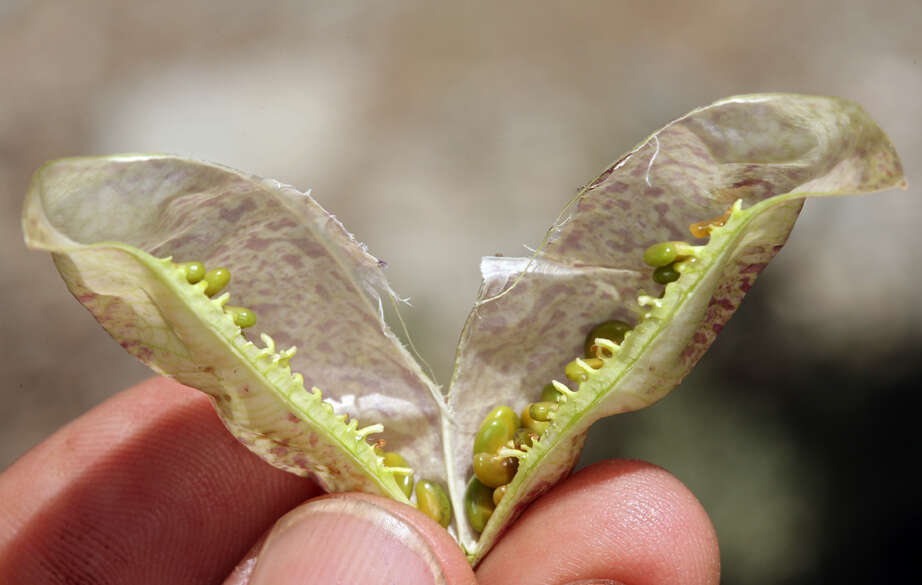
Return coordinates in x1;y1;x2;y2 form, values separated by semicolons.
477;459;720;585
239;493;475;585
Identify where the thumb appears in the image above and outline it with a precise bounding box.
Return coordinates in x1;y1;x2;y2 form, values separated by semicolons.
225;493;475;585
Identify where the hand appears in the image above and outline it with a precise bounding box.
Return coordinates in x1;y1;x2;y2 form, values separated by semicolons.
0;377;719;585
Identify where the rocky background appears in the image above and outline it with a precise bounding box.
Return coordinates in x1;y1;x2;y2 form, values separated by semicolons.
2;2;920;583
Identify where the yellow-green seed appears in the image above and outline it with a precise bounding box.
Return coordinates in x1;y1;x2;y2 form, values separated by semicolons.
521;404;550;434
564;357;603;383
473;406;519;455
643;241;683;267
415;479;452;527
179;261;206;284
465;477;495;533
583;319;633;357
540;382;563;404
492;484;507;507
225;306;256;328
473;452;517;488
653;263;680;285
485;405;520;431
203;267;231;296
382;451;414;498
529;401;558;422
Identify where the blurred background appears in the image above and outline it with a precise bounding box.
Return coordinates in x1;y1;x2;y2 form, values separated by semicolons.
2;1;919;582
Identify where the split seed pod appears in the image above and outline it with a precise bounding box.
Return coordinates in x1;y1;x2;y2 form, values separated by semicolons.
21;94;906;566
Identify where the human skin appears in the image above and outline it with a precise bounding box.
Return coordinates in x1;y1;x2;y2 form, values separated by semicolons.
0;377;719;585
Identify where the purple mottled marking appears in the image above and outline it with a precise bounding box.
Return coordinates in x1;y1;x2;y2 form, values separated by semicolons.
218;198;258;223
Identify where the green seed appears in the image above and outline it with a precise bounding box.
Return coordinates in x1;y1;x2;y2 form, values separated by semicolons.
583;320;633;357
179;261;206;284
521;404;550;434
464;477;495;533
540;382;563;404
653;263;680;284
484;405;520;431
203;267;231;296
415;479;452;527
492;484;507;507
643;241;687;267
473;406;519;455
473;452;517;488
225;306;256;328
529;401;558;422
564;357;603;383
382;451;414;498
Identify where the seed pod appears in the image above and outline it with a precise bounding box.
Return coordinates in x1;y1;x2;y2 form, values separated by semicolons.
473;406;519;455
529;401;558;422
492;484;507;507
382;451;414;498
203;267;231;296
652;263;680;285
583;320;632;357
465;477;495;533
564;357;603;383
643;241;691;267
415;479;452;528
179;261;206;284
540;382;563;404
473;452;517;487
521;404;550;434
225;306;256;328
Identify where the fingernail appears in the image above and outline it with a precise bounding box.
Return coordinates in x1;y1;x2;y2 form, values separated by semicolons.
562;581;624;585
248;495;445;585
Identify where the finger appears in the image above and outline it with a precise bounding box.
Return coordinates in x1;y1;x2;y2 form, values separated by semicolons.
225;493;475;585
476;460;720;585
0;376;322;585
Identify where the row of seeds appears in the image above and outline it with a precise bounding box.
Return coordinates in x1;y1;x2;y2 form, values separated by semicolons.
463;210;730;532
178;261;257;328
175;258;456;526
464;318;634;532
